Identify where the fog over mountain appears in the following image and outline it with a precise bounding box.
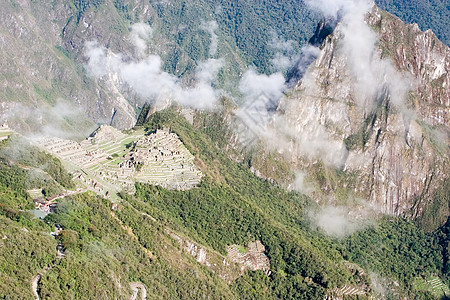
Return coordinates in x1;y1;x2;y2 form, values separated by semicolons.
0;1;448;299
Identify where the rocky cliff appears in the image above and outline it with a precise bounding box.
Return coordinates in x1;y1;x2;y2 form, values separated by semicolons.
0;0;319;136
270;5;449;223
0;0;140;134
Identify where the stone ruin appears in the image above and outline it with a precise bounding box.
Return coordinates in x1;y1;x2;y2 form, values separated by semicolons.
39;126;203;197
89;124;126;143
166;230;269;283
227;240;271;274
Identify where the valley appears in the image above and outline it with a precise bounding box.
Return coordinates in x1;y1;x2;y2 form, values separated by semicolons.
0;0;448;299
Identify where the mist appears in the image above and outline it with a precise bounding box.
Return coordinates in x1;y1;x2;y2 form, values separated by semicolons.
129;22;153;58
85;23;224;111
235;69;286;147
268;31;297;72
0;99;95;141
310;206;360;237
292;171;315;195
200;20;219;57
308;199;379;238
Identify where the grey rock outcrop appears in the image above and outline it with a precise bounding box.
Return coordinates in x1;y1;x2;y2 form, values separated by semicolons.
275;6;449;217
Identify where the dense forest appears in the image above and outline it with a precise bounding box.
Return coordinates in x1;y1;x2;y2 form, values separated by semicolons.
375;0;450;45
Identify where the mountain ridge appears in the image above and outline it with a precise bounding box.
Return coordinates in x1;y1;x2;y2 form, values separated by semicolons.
243;4;449;230
0;1;449;299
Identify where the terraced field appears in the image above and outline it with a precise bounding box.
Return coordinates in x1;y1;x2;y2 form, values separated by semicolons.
39;125;203;198
413;276;450;298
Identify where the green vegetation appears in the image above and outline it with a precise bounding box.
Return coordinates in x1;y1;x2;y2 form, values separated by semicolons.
0;141;61;298
343;217;446;297
34;85;56;105
0;137;75;215
41;193;236;299
70;0;105;22
236;245;246;254
0;161;34;211
55;45;71;59
1;0;449;296
0;136;74;189
0;215;56;299
375;0;450;46
413;276;450;298
122;109;356;296
433;218;450;281
232;270;325;299
0;109;448;299
135;109;449;297
203;0;317;74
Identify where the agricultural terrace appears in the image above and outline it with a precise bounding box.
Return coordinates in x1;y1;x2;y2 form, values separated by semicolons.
39;125;202;198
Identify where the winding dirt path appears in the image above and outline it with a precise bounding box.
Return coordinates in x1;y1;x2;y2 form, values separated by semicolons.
45;188;87;202
31;274;41;300
31;241;65;300
129;282;147;300
31;266;52;300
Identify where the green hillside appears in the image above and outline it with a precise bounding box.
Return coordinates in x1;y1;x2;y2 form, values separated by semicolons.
1;1;449;299
1;109;448;299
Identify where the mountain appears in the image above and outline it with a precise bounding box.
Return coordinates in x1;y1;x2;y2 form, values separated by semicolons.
375;0;450;46
0;0;319;135
0;1;449;299
1;0;447;136
1;109;449;299
248;4;449;231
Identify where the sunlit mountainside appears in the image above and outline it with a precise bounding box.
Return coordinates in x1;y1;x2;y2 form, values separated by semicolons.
0;0;449;299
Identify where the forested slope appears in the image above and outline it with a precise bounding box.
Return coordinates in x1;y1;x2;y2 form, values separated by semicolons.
0;109;449;298
1;0;448;132
376;0;450;45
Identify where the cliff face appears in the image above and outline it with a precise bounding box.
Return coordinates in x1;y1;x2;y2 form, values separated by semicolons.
0;0;230;133
368;7;449;126
1;0;319;135
276;6;449;219
0;0;139;133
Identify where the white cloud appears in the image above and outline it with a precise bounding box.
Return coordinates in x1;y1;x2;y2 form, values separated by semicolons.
268;31;297;72
129;23;153;57
237;69;285;129
305;0;372;19
200;20;219;57
309;202;377;237
0;99;95;140
85;24;224;110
